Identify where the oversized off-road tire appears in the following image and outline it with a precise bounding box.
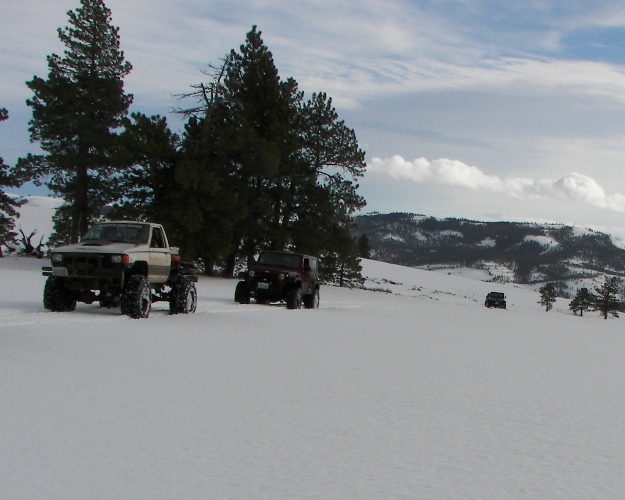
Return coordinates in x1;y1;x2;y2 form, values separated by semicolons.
170;279;197;315
43;276;77;312
121;275;151;319
303;286;320;309
286;287;302;310
234;281;250;304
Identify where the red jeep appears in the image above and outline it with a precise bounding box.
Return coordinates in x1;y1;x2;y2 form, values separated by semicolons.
235;251;320;309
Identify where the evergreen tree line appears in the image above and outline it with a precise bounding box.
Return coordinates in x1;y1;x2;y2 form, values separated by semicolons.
0;107;22;256
0;0;366;284
539;277;622;319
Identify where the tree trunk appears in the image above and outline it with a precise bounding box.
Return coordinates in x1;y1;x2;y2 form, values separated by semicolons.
224;251;237;278
74;153;90;242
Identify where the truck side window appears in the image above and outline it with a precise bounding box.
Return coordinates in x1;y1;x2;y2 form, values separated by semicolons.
151;228;165;248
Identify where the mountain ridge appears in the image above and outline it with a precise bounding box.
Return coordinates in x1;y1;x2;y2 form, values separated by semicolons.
355;212;625;297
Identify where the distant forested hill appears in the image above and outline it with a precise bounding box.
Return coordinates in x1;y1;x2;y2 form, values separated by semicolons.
354;213;625;296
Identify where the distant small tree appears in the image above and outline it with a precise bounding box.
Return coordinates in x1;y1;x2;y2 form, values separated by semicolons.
319;230;364;288
594;276;621;319
569;287;594;316
539;282;557;312
357;233;371;259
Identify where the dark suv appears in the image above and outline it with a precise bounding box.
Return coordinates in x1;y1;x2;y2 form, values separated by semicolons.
235;251;320;309
485;291;506;309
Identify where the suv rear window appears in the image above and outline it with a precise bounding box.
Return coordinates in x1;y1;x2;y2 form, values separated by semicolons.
257;253;302;268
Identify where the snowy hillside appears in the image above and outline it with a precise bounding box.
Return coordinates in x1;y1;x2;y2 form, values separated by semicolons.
356;212;625;296
8;194;59;238
3;250;625;498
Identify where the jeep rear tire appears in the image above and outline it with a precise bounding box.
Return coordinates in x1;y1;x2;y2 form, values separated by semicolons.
121;275;151;319
286;287;302;310
43;276;77;312
234;281;250;304
303;286;320;309
170;279;197;314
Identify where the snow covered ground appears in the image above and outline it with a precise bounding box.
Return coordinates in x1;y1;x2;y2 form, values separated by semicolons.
3;255;625;499
3;196;625;498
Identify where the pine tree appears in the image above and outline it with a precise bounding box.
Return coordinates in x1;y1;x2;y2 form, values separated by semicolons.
222;26;303;266
167;56;245;270
569;287;594;316
300;92;366;212
319;231;364;288
15;0;132;243
295;91;366;280
594;276;621;319
357;233;371;259
175;26;367;278
109;113;179;222
0;108;21;256
170;114;242;270
539;282;557;312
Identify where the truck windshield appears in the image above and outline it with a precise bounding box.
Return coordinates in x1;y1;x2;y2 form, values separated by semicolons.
82;223;150;244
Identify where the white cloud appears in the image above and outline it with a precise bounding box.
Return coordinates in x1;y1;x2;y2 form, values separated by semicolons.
369;156;625;212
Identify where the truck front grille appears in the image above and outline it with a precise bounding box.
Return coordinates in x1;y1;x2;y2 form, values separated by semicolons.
61;254;116;277
256;270;280;280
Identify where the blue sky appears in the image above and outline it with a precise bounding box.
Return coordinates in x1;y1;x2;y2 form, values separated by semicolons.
4;1;625;237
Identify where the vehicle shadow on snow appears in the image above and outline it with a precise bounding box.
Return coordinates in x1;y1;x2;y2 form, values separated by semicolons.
52;303;173;317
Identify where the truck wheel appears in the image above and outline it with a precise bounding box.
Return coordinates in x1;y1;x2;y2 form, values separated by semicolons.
121;275;151;319
303;287;320;309
286;287;302;310
170;279;197;314
234;281;250;304
43;277;76;312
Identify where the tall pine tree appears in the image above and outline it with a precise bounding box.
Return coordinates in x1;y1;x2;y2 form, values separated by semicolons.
15;0;132;243
0;108;21;256
109;113;179;222
222;26;303;269
295;92;366;278
173;57;248;271
175;27;367;278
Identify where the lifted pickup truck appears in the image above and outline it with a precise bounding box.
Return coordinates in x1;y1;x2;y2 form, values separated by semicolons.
42;221;199;318
235;251;320;309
